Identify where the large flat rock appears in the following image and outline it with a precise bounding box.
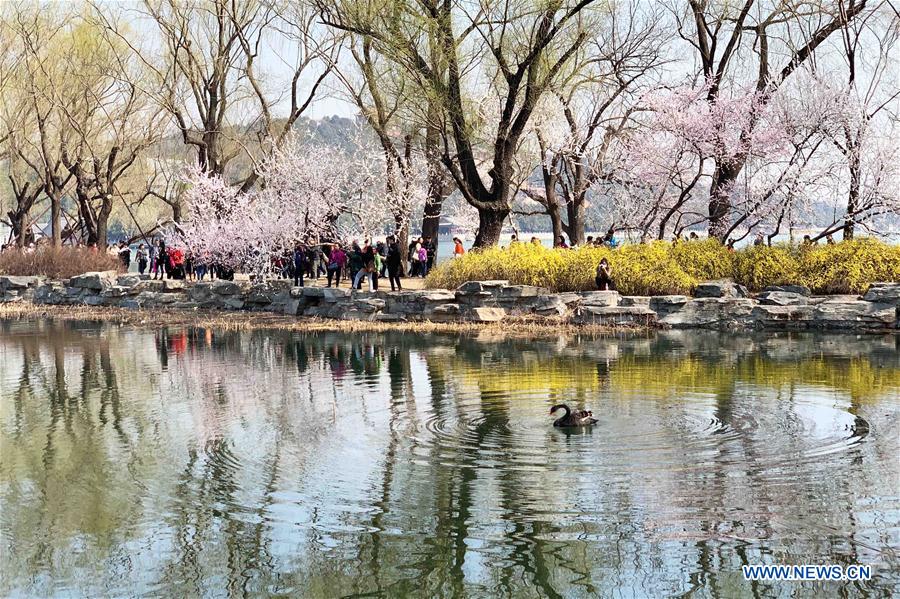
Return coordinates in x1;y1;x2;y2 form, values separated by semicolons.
0;275;42;290
210;280;242;295
116;274;142;287
751;305;816;327
658;298;755;328
695;279;749;298
322;287;351;302
813;301;895;328
456;280;508;294
752;301;896;329
499;285;547;298
466;306;506;322
863;282;900;304
576;305;656;326
578;291;621;307
68;271;117;291
763;284;811;296
757;291;809;306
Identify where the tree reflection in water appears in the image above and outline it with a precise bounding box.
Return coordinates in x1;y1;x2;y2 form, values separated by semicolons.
1;319;898;597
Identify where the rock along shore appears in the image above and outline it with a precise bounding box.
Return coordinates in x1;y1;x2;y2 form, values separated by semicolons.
1;273;898;332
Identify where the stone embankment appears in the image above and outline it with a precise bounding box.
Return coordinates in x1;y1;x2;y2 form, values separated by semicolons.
1;272;898;331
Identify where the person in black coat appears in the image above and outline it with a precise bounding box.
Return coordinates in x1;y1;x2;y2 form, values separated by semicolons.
386;236;403;291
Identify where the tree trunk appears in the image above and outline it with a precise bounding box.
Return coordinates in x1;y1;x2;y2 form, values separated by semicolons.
565;197;585;245
708;159;741;240
844;142;860;240
97;218;108;249
395;214;410;264
170;198;183;224
421;117;446;255
548;203;563;245
50;191;61;247
76;190;98;246
421;195;442;243
7;210;28;248
473;206;508;248
96;195;114;248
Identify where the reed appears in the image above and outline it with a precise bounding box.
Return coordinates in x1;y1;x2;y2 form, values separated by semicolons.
0;246;122;279
0;303;642;339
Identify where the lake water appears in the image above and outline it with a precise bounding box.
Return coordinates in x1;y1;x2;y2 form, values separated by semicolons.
1;320;898;597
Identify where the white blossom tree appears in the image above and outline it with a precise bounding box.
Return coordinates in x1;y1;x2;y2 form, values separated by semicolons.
168;134;426;275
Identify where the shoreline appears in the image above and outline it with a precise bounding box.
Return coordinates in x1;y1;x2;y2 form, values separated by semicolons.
1;273;898;334
0;303;634;339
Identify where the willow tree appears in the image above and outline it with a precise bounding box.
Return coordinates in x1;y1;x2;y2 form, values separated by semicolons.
53;16;165;247
94;0;336;195
322;0;599;247
0;3;71;246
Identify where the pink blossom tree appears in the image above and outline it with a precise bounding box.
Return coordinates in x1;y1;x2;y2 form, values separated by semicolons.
168;135;426;276
611;82;795;240
516;0;667;244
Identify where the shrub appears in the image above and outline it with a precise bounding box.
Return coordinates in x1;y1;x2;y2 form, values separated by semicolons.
607;241;698;295
0;246;122;279
732;244;800;291
556;246;612;291
797;239;900;294
426;237;899;296
672;238;735;280
426;240;698;295
425;243;567;290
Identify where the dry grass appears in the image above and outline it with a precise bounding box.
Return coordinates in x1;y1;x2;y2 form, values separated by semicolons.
0;303;642;339
0;246;121;279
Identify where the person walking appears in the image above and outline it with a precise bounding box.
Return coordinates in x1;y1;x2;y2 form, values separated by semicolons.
326;244;347;287
417;242;429;277
424;236;437;272
453;237;465;257
157;241;169;280
305;245;317;280
148;241;158;277
376;241;388;277
185;250;195;281
372;248;382;290
353;243;376;291
118;241;131;270
348;241;364;286
136;244;148;275
194;252;208;280
386;236;403;291
408;238;419;277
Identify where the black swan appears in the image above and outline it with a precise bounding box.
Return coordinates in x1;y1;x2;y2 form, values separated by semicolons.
550;404;598;427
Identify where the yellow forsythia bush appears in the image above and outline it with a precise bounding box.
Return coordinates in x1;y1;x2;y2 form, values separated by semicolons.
732;244;800;290
425;243;568;290
606;241;698;295
671;238;735;280
556;246;612;291
425;238;899;295
797;239;900;294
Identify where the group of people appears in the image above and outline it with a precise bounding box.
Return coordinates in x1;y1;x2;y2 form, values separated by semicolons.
408;236;438;277
126;239;233;281
285;236;408;291
504;231;620;250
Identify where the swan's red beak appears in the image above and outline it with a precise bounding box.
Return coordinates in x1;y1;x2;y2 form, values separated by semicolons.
549;407;555;414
